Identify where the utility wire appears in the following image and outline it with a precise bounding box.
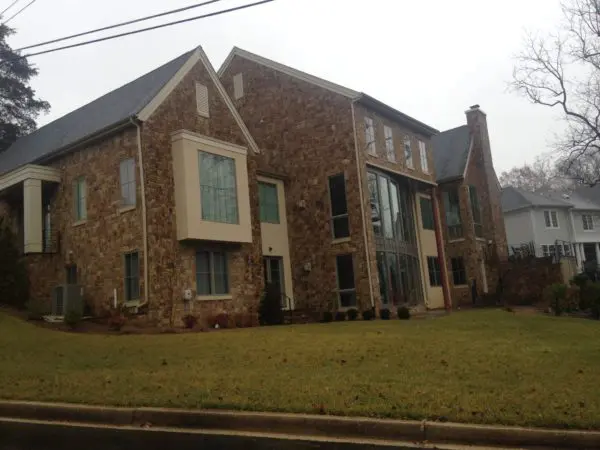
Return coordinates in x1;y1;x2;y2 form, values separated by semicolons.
17;0;226;51
0;0;275;64
0;0;21;18
3;0;37;24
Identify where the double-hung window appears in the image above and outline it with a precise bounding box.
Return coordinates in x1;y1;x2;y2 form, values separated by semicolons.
443;187;462;239
119;158;136;207
419;140;429;173
124;252;140;302
196;250;229;296
451;257;467;285
427;256;442;287
384;125;395;162
199;152;238;224
468;185;483;238
336;254;356;307
583;214;594;231
365;117;376;155
404;137;413;168
420;197;435;230
329;174;350;239
73;177;87;221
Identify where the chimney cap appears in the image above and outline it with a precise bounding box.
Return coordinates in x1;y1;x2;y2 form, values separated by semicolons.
470;104;480;110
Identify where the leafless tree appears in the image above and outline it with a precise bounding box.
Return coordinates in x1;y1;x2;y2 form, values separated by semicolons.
513;0;600;186
499;156;572;191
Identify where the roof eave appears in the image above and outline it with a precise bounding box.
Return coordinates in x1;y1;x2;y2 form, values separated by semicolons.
356;94;439;136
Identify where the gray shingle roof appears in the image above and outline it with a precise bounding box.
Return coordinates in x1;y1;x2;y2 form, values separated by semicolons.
0;49;194;175
501;186;573;212
431;125;471;182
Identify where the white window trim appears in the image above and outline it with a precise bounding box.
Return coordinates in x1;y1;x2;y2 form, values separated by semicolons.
404;136;414;169
543;210;559;229
384;125;395;162
365;117;376;156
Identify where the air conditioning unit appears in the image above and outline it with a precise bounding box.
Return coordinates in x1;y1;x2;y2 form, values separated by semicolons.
51;284;84;317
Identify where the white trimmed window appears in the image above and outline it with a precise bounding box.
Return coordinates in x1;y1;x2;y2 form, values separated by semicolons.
419;140;429;173
564;243;572;256
73;177;87;221
365;117;376;155
384;125;395;162
199;152;238;224
196;250;229;296
196;82;209;117
233;73;244;100
583;214;594;231
119;158;136;207
404;136;413;168
544;210;559;228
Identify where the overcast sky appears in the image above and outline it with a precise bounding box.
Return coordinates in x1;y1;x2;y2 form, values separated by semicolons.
4;0;566;173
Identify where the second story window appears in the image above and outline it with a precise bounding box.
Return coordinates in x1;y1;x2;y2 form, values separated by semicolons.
364;116;376;155
443;187;462;239
583;214;594;231
384;125;395;162
544;210;559;228
468;185;483;238
73;176;87;221
419;140;429;173
258;182;280;223
329;173;350;239
404;136;413;169
119;158;136;207
199;152;238;224
420;197;435;230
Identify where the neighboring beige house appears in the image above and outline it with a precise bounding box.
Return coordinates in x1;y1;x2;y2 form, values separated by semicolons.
0;45;508;324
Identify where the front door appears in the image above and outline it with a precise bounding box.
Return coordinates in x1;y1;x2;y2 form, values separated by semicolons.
263;256;287;308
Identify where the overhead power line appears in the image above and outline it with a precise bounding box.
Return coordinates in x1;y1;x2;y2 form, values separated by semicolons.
0;0;21;18
17;0;226;52
0;0;275;64
2;0;37;25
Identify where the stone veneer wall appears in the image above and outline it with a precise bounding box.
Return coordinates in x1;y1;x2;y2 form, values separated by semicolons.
220;56;438;313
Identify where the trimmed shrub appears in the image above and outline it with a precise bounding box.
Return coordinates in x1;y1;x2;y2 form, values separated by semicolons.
380;308;391;320
26;299;49;321
182;314;198;329
334;311;347;321
544;283;568;316
361;309;374;321
0;218;29;309
397;306;411;320
347;308;359;321
64;309;82;330
259;283;284;326
322;311;334;323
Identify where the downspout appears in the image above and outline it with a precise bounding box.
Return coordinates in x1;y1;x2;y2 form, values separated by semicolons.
351;101;375;308
432;186;452;310
130;117;149;311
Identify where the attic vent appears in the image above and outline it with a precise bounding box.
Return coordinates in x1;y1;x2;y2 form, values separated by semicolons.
196;82;209;118
233;73;244;100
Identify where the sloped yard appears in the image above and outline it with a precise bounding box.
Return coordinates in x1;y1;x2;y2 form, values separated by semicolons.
0;309;599;430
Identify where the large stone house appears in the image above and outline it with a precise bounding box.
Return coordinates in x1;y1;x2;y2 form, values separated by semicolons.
0;45;507;324
431;108;508;305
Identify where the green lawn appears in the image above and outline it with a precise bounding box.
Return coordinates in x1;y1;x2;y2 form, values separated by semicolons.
1;310;599;430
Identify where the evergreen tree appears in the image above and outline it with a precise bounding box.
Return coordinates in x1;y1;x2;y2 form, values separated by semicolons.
0;21;49;152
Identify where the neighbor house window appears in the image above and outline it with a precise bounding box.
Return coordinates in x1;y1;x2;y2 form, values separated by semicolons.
73;177;87;221
196;82;209;117
451;257;467;285
196;250;229;296
336;253;356;307
420;197;435;230
199;152;238;224
419;140;429;173
329;173;350;239
384;125;395;162
124;252;140;301
443;187;462;239
258;182;280;223
564;243;572;256
365;116;376;155
583;214;594;231
541;245;549;257
119;158;136;207
233;72;244;100
404;136;413;168
544;210;559;228
468;185;483;238
427;256;442;287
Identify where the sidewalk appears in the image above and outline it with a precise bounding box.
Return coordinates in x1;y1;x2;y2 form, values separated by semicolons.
0;400;598;449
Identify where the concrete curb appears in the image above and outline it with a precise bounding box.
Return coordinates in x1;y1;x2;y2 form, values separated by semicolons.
1;400;599;448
